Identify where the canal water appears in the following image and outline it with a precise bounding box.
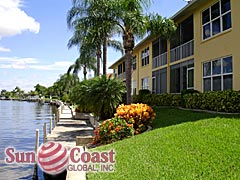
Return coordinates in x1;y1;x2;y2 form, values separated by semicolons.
0;100;55;180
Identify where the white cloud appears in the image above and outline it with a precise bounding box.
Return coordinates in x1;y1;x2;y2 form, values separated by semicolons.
30;61;73;71
0;0;40;38
0;46;11;52
0;56;72;71
0;56;38;69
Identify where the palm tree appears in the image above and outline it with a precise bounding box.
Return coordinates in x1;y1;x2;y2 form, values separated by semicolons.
67;0;176;104
105;0;176;104
67;19;102;76
67;0;123;76
68;56;96;81
67;42;96;80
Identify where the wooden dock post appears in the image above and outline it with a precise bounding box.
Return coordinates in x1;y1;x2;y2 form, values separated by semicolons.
49;117;52;133
35;129;39;153
43;122;47;143
32;129;39;180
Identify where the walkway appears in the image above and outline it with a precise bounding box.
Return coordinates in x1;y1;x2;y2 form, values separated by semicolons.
46;105;94;180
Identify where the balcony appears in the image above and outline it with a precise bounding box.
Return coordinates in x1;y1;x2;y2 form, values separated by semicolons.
152;52;168;69
117;72;126;80
170;39;194;62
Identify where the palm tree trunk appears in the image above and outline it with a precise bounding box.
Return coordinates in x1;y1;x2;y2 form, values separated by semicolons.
123;31;134;104
103;37;107;75
96;44;101;76
125;51;132;104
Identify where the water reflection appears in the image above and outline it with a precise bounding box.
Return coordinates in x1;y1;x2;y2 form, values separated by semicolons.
0;100;54;180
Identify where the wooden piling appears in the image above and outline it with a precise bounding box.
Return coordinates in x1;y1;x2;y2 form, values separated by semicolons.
35;129;39;153
32;129;39;180
49;117;52;133
43;122;47;143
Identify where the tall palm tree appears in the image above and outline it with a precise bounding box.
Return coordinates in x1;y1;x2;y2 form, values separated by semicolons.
105;0;177;104
67;0;176;104
67;0;123;76
67;51;96;80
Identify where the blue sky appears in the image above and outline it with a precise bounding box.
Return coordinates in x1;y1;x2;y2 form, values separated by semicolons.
0;0;187;92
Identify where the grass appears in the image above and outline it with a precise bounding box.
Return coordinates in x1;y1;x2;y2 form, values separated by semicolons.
87;107;240;180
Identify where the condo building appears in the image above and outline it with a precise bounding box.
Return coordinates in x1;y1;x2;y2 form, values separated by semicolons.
109;0;239;95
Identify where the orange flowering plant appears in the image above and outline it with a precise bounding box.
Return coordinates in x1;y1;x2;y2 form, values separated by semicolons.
115;103;156;134
92;117;135;145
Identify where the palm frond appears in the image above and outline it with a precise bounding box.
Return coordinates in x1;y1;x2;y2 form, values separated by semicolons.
107;39;124;54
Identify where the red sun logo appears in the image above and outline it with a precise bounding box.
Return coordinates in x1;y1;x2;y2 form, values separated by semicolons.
37;141;69;175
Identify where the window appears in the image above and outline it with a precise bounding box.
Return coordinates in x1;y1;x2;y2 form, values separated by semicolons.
132;56;137;70
152;40;160;58
152;68;167;94
203;56;232;91
202;0;231;40
152;77;156;94
118;64;122;75
187;67;194;89
141;47;149;66
141;77;149;90
132;80;137;95
170;60;194;93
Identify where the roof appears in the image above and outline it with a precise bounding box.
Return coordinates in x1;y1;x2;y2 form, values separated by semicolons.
109;55;125;69
171;0;208;20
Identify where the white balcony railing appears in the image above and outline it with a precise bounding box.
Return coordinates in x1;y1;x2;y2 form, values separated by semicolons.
117;72;126;79
170;39;194;62
152;52;168;69
117;74;122;79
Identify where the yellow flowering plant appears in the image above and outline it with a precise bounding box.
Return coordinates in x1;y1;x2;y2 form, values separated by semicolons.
115;103;156;134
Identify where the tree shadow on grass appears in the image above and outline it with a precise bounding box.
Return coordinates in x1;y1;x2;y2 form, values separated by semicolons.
152;107;240;129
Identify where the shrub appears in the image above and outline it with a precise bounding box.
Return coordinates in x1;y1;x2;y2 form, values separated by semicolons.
181;89;200;107
75;105;91;113
139;89;151;96
183;93;202;109
133;93;182;107
181;89;200;96
92;117;134;145
70;80;92;111
133;89;151;103
120;92;127;105
183;90;240;113
133;90;240;113
115;103;156;134
70;75;126;120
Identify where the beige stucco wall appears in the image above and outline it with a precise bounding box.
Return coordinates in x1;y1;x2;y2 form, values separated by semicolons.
137;44;152;92
194;0;240;91
111;0;240;93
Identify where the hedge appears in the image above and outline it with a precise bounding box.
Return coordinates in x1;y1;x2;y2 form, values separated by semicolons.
183;90;240;113
133;93;182;107
133;90;240;113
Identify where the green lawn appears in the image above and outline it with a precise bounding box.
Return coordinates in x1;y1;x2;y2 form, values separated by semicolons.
87;108;240;180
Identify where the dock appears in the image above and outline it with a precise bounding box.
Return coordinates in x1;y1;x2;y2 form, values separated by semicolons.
45;104;95;180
